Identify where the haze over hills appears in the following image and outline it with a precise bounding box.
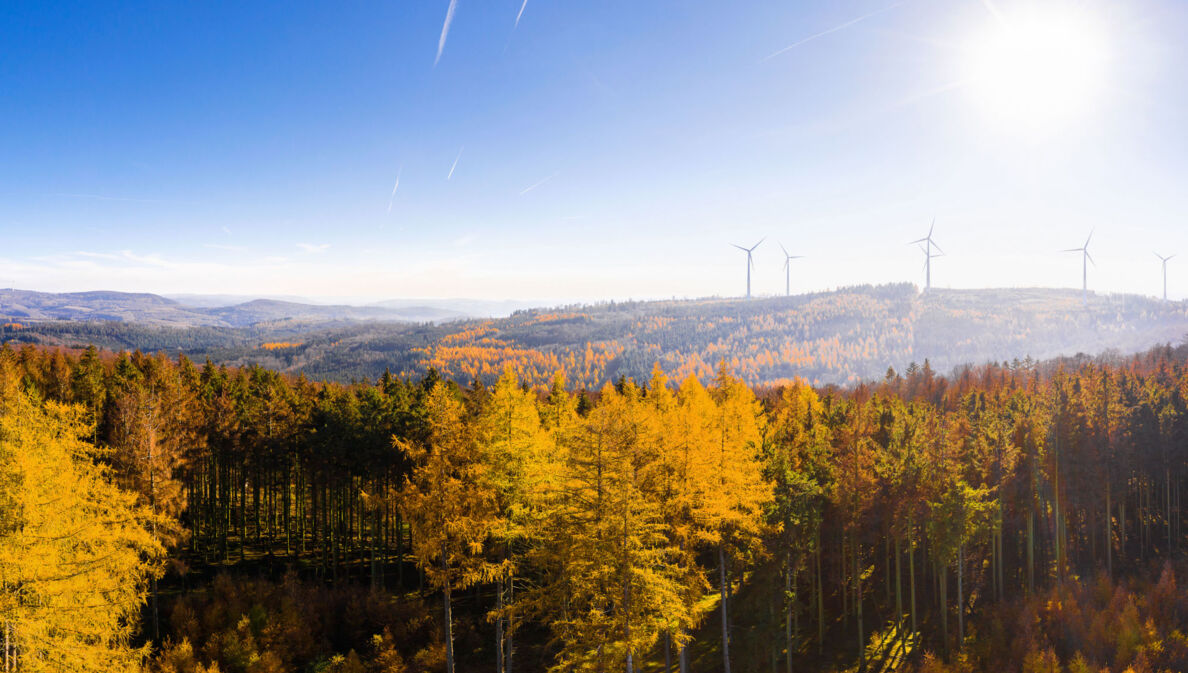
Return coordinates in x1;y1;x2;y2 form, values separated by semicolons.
166;294;539;318
4;284;1187;387
0;288;468;327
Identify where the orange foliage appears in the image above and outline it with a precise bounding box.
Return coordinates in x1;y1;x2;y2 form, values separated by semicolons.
260;342;300;350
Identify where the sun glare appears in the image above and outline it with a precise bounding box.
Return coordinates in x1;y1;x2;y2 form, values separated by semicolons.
964;6;1110;130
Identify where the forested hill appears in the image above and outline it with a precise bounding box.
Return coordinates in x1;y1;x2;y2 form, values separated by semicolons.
4;283;1187;386
0;288;464;326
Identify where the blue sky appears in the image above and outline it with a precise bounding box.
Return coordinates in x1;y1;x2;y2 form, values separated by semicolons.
2;0;1187;302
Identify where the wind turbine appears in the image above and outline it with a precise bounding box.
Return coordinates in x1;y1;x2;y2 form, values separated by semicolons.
908;219;943;291
778;243;804;297
1063;230;1094;304
731;238;764;299
1155;252;1176;302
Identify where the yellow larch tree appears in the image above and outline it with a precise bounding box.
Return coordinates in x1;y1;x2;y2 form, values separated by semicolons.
706;364;772;673
476;368;555;673
398;381;500;673
0;384;165;673
547;381;693;672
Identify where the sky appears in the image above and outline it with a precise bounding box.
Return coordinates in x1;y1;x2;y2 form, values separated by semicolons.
2;0;1188;303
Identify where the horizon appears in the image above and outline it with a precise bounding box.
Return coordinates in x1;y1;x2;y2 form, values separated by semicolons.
1;281;1183;312
4;1;1187;300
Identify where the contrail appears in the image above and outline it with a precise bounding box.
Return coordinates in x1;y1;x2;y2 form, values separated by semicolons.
519;173;556;195
387;168;402;214
435;0;458;66
514;0;528;28
447;147;464;180
761;2;903;62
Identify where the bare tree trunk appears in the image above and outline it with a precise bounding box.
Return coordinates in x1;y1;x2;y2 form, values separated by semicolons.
786;559;794;673
909;528;917;638
720;544;732;673
1106;481;1112;577
939;563;948;661
442;550;455;673
816;526;824;655
956;545;964;648
895;535;903;642
853;530;863;671
497;576;505;673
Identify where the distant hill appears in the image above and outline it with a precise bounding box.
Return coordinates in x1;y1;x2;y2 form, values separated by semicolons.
0;289;221;327
0;289;465;328
366;297;544;318
203;299;465;326
5;284;1185;387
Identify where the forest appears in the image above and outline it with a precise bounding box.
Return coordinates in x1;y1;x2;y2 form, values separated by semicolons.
6;285;1188;389
6;338;1188;672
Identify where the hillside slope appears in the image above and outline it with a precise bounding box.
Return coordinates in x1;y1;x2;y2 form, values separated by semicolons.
5;284;1186;386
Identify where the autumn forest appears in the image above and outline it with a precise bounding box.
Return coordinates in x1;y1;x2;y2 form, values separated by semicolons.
4;337;1188;673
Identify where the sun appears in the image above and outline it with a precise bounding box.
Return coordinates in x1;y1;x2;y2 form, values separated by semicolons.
963;5;1110;130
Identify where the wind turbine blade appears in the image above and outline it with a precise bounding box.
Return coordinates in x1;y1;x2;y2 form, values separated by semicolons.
908;237;928;245
1062;248;1083;253
928;218;935;238
1086;251;1095;266
1170;254;1178;261
930;240;945;255
750;237;765;251
779;242;789;257
731;244;748;252
1084;230;1094;248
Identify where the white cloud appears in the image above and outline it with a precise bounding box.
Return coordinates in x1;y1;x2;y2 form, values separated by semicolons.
297;243;331;254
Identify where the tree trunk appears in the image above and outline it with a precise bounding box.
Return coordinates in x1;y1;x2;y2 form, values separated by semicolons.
1106;480;1112;577
1027;509;1034;594
909;531;917;638
785;559;794;673
442;550;455;673
497;575;505;673
895;535;903;640
939;563;948;660
720;544;732;673
853;530;863;671
816;526;824;655
956;545;964;648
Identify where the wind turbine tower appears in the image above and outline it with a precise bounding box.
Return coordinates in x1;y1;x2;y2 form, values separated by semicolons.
731;239;764;299
1156;252;1176;302
1063;231;1094;304
778;243;804;297
908;219;944;291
